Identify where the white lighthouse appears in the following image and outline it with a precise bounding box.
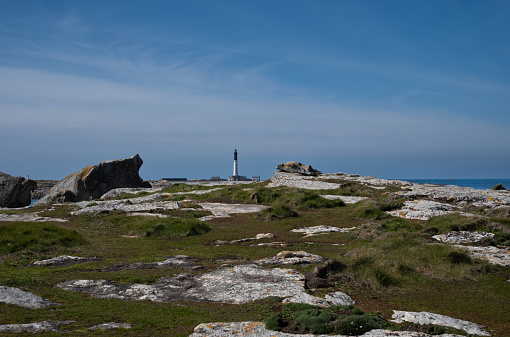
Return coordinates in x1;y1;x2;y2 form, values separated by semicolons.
233;149;239;177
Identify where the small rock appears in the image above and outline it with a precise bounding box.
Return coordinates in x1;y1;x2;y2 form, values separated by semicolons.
255;251;324;265
292;225;356;237
324;291;355;306
33;255;99;267
88;322;132;330
276;161;320;176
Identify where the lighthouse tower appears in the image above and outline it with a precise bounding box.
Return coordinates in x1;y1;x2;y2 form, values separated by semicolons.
233;149;239;178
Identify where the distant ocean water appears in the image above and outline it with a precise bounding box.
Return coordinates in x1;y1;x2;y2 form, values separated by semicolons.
396;179;510;190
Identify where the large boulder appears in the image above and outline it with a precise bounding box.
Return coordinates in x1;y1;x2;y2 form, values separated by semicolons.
0;172;37;208
276;161;320;176
35;155;151;205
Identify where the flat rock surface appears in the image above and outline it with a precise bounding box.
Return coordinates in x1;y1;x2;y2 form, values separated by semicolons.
386;200;472;220
0;212;68;222
88;322;132;330
189;322;464;337
101;255;202;271
454;245;510;266
391;310;491;336
268;172;340;190
33;255;99;267
321;195;368;204
58;264;305;304
432;231;495;244
396;184;510;208
255;251;324;265
0;286;58;308
0;321;74;333
292;225;356;237
282;291;354;308
197;202;268;220
215;233;275;245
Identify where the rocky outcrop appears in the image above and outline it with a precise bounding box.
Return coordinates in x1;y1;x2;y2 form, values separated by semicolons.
276;161;320;176
189;322;465;337
0;171;37;208
0;321;74;333
35;155;151;205
391;310;490;336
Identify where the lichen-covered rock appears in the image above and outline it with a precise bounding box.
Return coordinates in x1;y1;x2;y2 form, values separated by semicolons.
189;322;464;337
35;154;151;205
276;161;320;176
254;251;324;265
0;321;73;333
0;171;37;208
391;310;491;336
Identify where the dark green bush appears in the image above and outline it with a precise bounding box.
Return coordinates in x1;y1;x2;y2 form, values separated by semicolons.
356;206;388;220
381;218;422;232
294;309;334;334
298;193;345;209
427;324;446;335
447;251;473;265
263;205;298;219
335;314;381;335
282;302;319;318
145;218;210;238
265;313;284;331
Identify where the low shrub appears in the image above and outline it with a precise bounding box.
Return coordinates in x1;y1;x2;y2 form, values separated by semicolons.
381;218;422;232
265;313;284;331
294;309;335;334
145;218;210;238
262;205;298;219
335;314;383;335
446;251;473;265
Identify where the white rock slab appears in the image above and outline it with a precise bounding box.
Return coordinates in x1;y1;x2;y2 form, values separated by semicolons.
0;286;58;309
267;172;340;190
0;212;68;222
255;251;324;265
0;321;74;333
33;255;99;266
321;195;368;204
189;322;464;337
432;231;495;244
197;203;268;220
88;322;132;330
454;245;510;266
386;200;473;220
391;310;491;336
292;225;356;237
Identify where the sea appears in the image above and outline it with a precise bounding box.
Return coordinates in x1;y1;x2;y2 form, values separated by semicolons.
395;179;510;190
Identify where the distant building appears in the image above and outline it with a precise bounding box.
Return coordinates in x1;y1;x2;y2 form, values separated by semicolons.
228;149;248;181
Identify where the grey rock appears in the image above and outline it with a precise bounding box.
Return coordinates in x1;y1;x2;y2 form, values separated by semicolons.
292;225;356;237
33;255;99;267
391;310;491;336
197;202;269;220
321;194;368;204
386;200;473;220
189;322;464;337
101;255;202;271
454;245;510;266
0;212;68;222
0;171;37;208
432;231;495;244
276;161;320;176
88;322;132;330
0;286;58;308
324;291;356;306
396;184;510;208
268;172;340;190
0;321;74;333
58;264;306;304
255;251;324;265
35;154;151;205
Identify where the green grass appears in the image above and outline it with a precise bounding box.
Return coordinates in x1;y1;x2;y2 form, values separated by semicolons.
0;222;86;254
1;182;509;336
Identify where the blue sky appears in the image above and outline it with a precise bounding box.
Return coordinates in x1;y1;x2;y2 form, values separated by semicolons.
1;1;509;180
